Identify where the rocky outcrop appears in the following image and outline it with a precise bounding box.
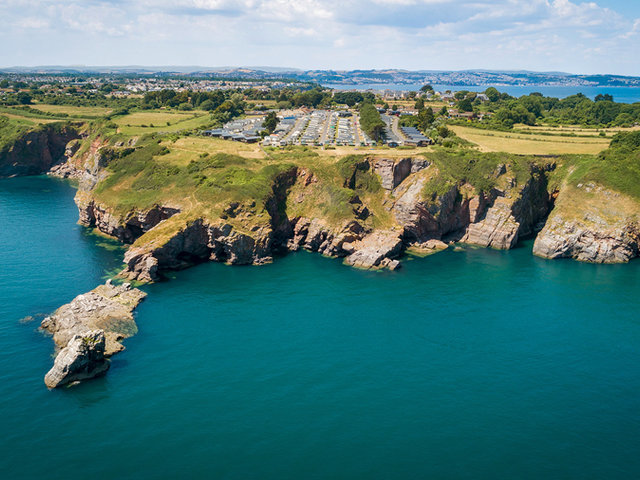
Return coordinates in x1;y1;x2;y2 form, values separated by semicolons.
288;217;365;257
77;194;180;244
393;175;487;243
47;139;83;178
122;216;372;283
44;330;110;389
373;157;430;190
533;184;640;263
122;217;275;282
533;218;639;263
0;124;80;177
463;199;520;248
391;163;552;250
41;281;147;357
41;281;146;387
344;229;404;270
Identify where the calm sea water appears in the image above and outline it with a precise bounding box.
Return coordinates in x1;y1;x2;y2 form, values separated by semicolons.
324;83;640;103
1;176;640;479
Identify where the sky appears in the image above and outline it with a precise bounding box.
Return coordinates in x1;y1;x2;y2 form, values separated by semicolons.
1;0;640;75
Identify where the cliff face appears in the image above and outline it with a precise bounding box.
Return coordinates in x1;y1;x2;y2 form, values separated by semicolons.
389;160;552;250
0;129;616;282
118;166;387;282
0;124;80;177
462;165;552;249
533;183;640;263
75;152;637;282
77;192;181;244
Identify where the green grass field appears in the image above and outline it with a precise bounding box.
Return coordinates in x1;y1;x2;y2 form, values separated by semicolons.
113;110;214;135
0;106;68;124
31;103;113;118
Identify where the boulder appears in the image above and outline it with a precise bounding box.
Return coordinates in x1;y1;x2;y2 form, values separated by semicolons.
44;330;110;388
345;230;404;269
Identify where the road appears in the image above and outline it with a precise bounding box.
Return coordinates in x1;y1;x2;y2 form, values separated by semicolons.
281;116;308;143
319;111;333;145
390;116;407;143
352;115;361;145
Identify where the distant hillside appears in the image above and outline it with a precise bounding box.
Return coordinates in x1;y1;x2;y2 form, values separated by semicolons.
2;66;640;87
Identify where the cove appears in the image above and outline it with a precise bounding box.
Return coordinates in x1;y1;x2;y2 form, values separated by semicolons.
1;176;640;479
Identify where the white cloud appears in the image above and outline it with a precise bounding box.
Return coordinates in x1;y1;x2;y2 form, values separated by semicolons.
0;0;638;74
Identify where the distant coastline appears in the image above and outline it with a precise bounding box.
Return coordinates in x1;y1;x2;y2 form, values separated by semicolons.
323;83;640;103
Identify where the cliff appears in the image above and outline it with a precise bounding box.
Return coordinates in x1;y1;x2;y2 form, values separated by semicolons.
5;120;638;282
68;148;556;281
533;183;640;263
0;122;80;177
64;139;640;281
390;157;552;249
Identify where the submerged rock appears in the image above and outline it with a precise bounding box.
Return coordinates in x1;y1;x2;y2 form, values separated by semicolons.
44;330;110;389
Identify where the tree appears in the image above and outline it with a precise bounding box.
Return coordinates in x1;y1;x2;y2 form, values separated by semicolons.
454;90;470;101
199;99;215;111
415;97;424;110
263;111;278;134
420;84;434;93
595;93;614;102
359;103;386;142
437;126;450;138
518;95;543;117
17;92;32;105
417;107;434;131
458;98;473;112
484;87;500;102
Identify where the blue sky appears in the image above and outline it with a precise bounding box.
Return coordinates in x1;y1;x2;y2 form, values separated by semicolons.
1;0;640;75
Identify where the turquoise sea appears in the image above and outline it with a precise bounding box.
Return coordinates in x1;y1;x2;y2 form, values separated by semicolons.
1;176;640;479
324;83;640;103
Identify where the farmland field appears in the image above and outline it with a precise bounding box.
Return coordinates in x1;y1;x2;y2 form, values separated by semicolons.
30;103;113;117
514;124;640;137
114;110;213;135
449;125;611;155
0;110;57;125
159;137;264;166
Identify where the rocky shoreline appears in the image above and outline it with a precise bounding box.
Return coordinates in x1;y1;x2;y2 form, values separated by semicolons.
49;142;638;283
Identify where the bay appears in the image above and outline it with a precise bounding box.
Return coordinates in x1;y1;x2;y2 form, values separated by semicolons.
1;176;639;479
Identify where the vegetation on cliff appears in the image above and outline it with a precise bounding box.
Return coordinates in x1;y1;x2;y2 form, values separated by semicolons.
420;149;535;201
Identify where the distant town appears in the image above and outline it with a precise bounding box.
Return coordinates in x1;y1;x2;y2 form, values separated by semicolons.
3;66;640;87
